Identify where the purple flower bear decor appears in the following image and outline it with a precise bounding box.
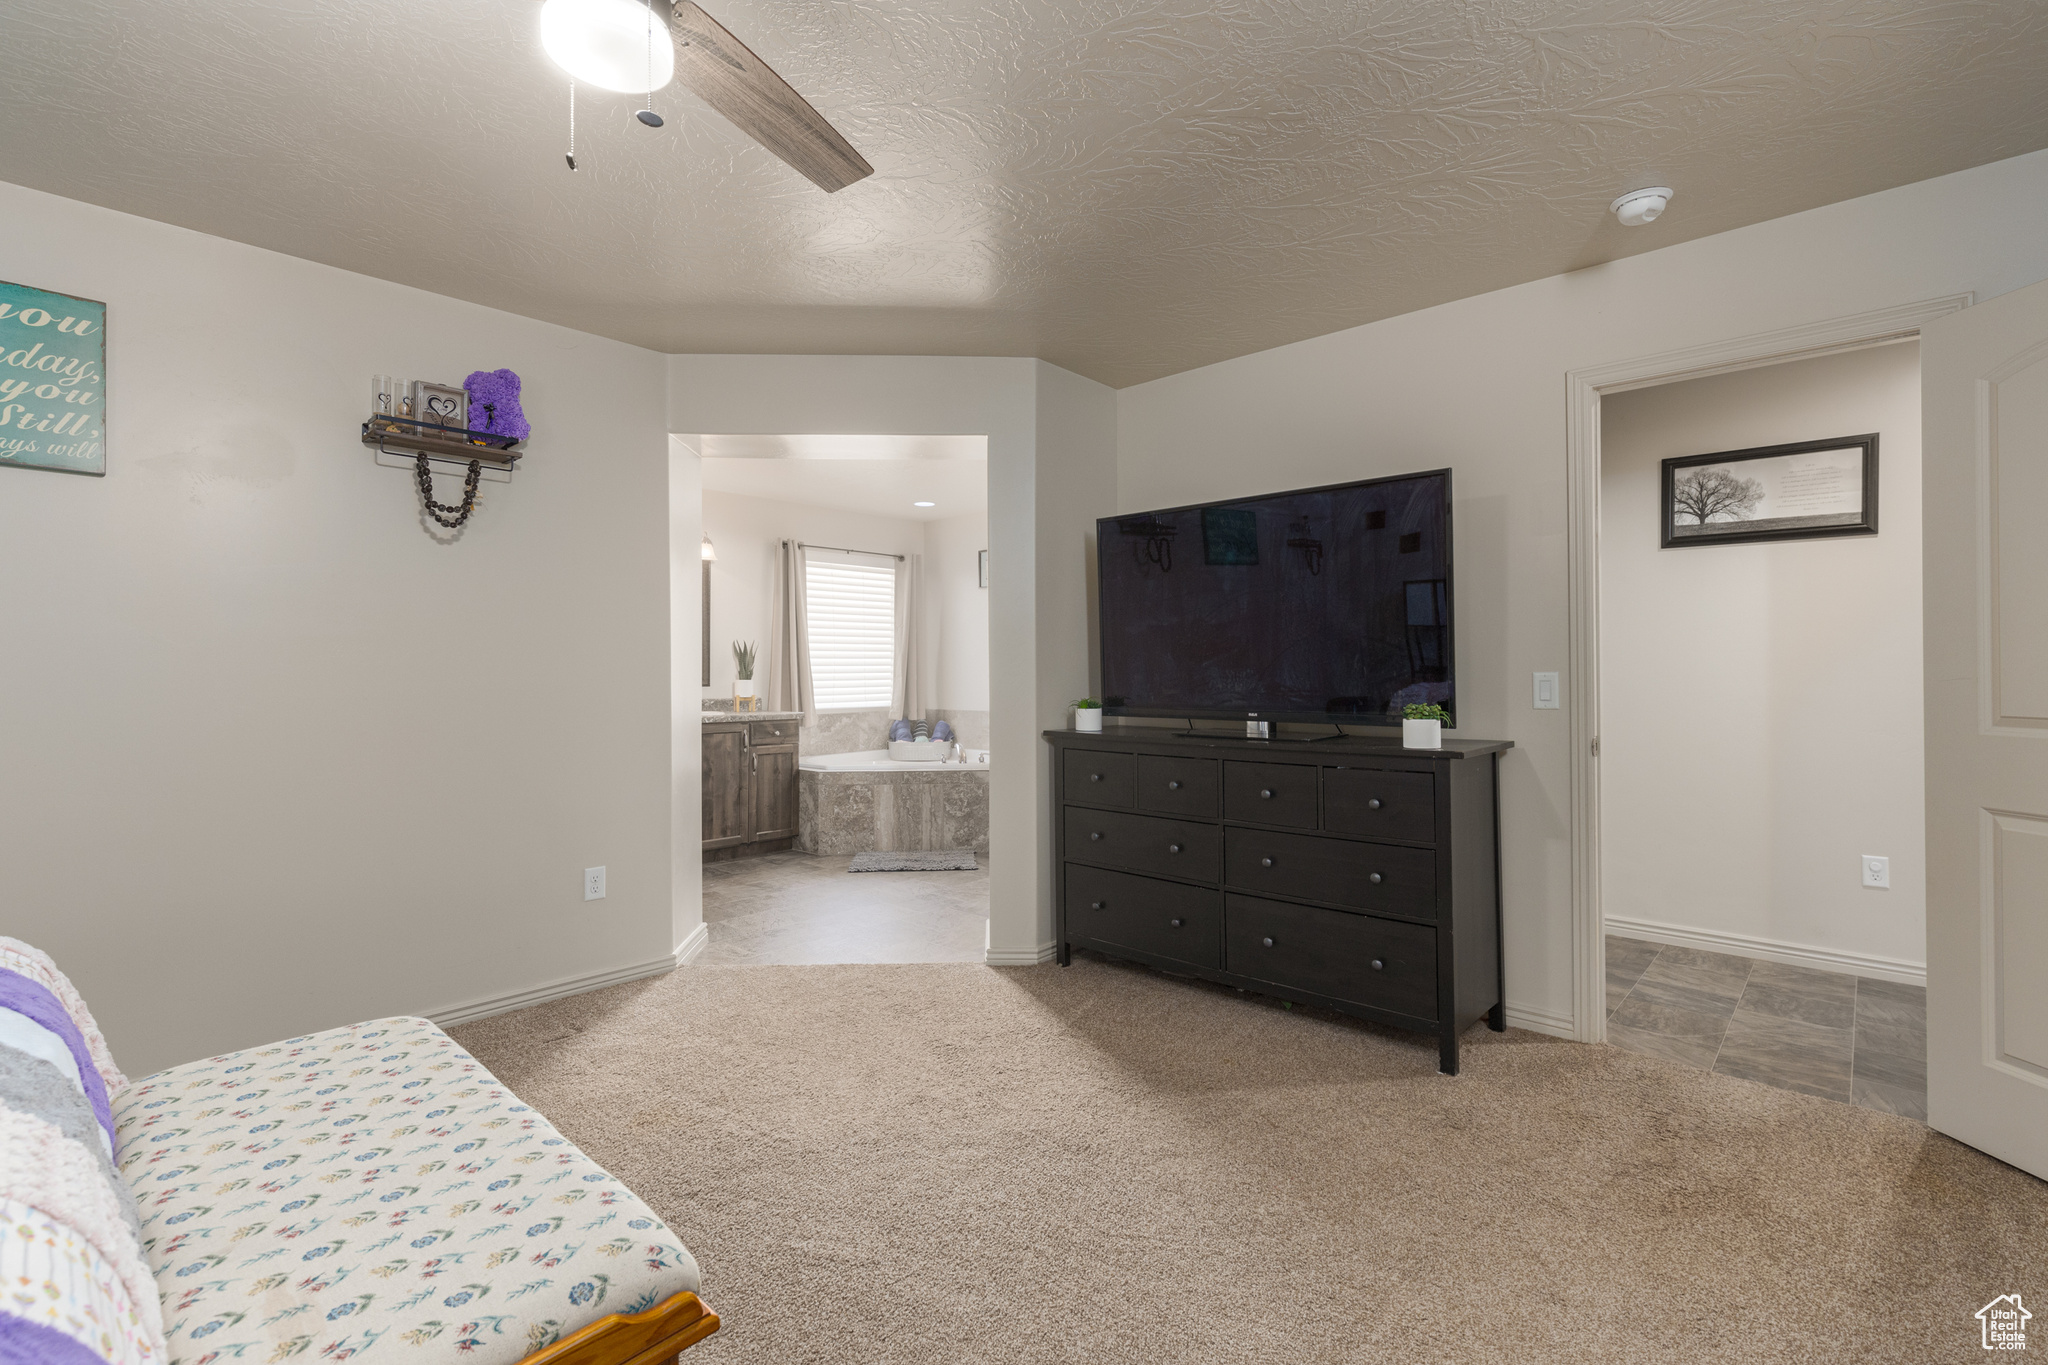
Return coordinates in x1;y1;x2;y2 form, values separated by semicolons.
463;368;530;442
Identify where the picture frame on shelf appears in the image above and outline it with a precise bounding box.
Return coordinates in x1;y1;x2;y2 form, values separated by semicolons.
1661;433;1878;549
411;381;468;433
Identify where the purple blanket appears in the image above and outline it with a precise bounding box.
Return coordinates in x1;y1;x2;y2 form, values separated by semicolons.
0;968;113;1148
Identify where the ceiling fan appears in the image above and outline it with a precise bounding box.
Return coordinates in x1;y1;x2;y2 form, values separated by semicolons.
539;0;873;193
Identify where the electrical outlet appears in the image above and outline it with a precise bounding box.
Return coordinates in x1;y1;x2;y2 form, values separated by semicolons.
584;866;606;901
1861;855;1889;889
1534;672;1560;709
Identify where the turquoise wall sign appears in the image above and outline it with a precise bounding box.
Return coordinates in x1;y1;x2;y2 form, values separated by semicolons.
0;280;105;476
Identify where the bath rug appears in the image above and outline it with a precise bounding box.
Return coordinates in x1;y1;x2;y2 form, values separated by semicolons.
848;851;979;872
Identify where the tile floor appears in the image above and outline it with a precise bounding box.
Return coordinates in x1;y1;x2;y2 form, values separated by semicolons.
698;850;989;966
1605;935;1928;1120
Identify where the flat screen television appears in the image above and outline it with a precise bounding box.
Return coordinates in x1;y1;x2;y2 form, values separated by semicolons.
1097;469;1453;728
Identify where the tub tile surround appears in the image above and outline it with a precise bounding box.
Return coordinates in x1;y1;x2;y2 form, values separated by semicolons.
700;702;992;854
700;703;989;753
798;768;990;854
931;709;991;749
803;707;893;756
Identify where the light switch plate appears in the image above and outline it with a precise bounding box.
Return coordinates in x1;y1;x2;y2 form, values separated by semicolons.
584;866;606;901
1534;672;1560;709
1861;855;1889;889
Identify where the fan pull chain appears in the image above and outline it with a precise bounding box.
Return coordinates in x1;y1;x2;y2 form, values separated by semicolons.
566;81;578;170
637;1;665;127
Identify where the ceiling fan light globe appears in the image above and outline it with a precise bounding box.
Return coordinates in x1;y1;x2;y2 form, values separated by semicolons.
541;0;674;94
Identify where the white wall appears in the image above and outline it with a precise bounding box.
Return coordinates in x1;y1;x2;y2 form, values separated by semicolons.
1600;343;1925;974
668;436;704;961
0;182;680;1074
668;356;1116;962
700;489;929;698
928;510;990;712
1115;149;2048;1032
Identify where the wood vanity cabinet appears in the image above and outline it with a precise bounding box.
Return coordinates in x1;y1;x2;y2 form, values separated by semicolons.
1048;728;1513;1075
704;719;800;859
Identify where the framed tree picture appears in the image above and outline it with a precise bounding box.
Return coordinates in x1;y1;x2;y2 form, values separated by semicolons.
1661;433;1878;549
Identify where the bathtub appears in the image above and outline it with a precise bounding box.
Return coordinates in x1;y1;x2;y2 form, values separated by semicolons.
796;750;991;853
799;748;992;774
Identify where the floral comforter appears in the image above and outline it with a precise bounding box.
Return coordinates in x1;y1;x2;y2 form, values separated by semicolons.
113;1017;698;1364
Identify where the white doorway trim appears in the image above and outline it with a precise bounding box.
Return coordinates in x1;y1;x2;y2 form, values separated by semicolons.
1562;293;1972;1043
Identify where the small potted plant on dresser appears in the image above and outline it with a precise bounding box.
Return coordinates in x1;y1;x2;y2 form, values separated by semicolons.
733;641;759;713
1071;698;1103;733
1403;702;1448;749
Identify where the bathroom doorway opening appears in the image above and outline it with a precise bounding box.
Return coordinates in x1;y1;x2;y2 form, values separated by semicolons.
693;434;992;964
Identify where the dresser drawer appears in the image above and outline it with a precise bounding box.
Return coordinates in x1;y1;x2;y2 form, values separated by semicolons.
1323;767;1435;843
1064;749;1136;807
1064;807;1221;883
1138;755;1218;818
1226;895;1437;1020
1065;865;1221;969
1223;761;1318;827
749;719;798;747
1222;827;1436;919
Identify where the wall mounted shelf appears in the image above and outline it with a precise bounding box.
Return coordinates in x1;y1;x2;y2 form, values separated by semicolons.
362;415;523;468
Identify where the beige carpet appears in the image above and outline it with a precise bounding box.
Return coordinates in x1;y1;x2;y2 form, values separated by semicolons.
451;957;2045;1364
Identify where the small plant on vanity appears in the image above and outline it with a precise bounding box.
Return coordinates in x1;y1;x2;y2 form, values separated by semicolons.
1071;698;1103;733
1402;702;1447;750
732;641;758;709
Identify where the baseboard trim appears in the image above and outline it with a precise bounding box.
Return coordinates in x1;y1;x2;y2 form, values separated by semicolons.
674;921;710;966
1502;1004;1576;1039
430;952;682;1029
985;942;1057;967
1605;915;1926;987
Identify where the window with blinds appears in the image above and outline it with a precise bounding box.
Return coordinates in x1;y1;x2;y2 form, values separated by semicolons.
805;553;896;710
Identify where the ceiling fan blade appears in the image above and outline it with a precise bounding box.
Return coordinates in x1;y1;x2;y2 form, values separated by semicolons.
668;2;873;193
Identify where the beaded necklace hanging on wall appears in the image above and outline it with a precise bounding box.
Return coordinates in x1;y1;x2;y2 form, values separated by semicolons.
416;455;482;529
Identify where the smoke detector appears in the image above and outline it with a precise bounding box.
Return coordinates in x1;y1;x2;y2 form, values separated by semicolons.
1610;187;1674;227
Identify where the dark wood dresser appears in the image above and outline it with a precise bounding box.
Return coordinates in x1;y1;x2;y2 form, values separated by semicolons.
1046;727;1513;1073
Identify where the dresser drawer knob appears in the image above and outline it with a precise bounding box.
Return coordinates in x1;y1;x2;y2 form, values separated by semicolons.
1168;780;1181;790
1261;936;1275;948
1089;772;1102;782
1260;788;1274;799
1170;917;1185;928
1370;958;1384;971
1089;832;1102;841
1369;872;1382;884
1260;856;1274;868
1090;900;1105;910
1368;798;1382;809
1168;843;1183;854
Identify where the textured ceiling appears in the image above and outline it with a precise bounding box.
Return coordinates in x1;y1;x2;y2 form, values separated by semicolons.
3;1;2045;387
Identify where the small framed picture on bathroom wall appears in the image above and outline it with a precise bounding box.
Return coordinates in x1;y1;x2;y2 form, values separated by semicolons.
1661;434;1878;548
978;549;988;588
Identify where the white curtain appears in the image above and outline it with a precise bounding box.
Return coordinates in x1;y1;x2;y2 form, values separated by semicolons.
892;553;924;724
766;540;816;727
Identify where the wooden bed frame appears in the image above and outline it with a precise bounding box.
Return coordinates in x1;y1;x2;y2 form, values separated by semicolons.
522;1290;720;1365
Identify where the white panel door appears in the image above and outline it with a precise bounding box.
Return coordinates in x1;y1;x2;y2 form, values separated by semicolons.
1924;277;2048;1177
